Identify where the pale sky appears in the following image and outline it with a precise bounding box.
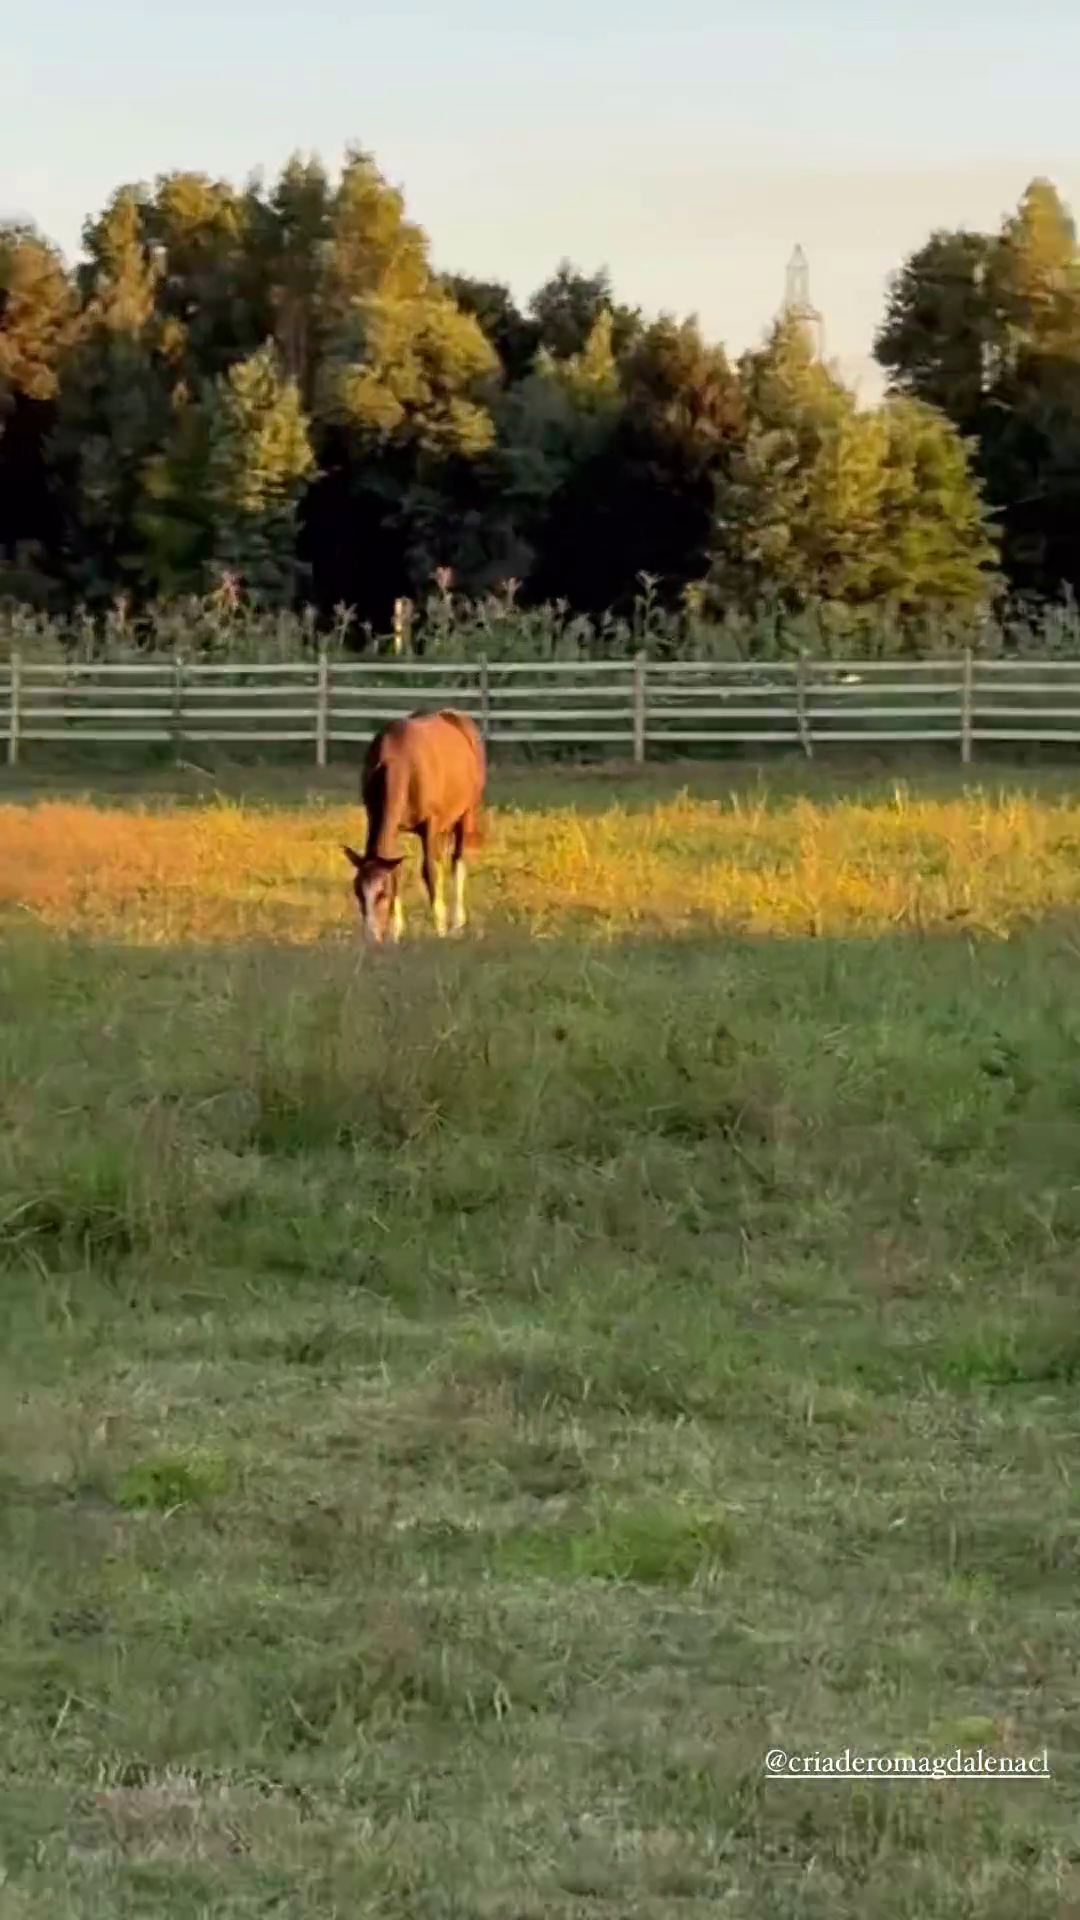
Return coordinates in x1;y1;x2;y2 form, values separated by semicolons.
6;0;1080;400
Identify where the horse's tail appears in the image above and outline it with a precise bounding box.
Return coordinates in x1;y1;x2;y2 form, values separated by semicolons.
437;710;487;846
463;806;486;849
439;709;485;766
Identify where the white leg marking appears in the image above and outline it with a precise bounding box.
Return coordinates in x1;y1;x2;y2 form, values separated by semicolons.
451;858;467;932
432;869;447;937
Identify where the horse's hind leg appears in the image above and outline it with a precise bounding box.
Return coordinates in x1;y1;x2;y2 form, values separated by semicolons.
420;825;447;936
450;820;467;933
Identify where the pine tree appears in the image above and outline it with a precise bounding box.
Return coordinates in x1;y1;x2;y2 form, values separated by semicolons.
0;227;77;406
874;399;998;610
526;315;745;613
542;308;620;409
874;180;1080;597
874;230;998;430
0;227;77;588
714;317;864;608
527;262;642;362
994;177;1080;362
253;155;333;403
143;171;264;385
204;344;316;604
493;311;623;594
440;275;539;383
295;150;502;618
314;150;497;457
714;316;995;618
47;189;171;599
136;395;215;599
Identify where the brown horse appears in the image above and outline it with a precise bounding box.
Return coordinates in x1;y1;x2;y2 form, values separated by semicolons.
343;709;486;943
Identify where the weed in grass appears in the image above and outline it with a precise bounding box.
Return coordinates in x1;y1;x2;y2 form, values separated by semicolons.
114;1454;230;1512
491;1501;737;1588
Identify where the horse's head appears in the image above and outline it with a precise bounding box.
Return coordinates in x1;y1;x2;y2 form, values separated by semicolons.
343;846;404;944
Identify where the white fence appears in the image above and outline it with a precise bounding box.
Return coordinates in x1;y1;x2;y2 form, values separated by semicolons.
4;651;1080;765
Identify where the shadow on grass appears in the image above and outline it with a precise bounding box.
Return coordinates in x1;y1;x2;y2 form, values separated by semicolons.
4;917;1080;1401
4;743;1080;815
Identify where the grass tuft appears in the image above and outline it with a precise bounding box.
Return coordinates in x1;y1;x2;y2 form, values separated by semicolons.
114;1454;230;1512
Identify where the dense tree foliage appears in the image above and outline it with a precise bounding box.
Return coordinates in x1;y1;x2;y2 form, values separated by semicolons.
10;152;1080;639
712;317;994;613
875;176;1080;601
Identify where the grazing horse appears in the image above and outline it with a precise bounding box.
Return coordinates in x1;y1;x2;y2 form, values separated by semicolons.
343;709;486;944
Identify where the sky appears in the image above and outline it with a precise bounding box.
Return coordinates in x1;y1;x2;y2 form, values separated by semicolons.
6;0;1080;401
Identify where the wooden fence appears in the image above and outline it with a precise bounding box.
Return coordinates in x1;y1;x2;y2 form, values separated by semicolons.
4;651;1080;765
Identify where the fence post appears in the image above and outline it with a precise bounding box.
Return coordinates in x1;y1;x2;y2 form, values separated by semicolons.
479;654;490;743
171;651;185;760
961;647;974;765
392;597;412;657
633;651;647;764
7;651;21;767
795;655;814;760
315;645;329;768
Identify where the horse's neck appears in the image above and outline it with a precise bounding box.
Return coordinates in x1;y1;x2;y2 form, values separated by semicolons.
367;757;409;859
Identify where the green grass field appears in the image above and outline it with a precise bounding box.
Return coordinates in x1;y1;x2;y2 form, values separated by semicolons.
2;760;1080;1916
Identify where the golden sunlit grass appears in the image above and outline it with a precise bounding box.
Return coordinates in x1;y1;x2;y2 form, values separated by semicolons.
4;781;1080;943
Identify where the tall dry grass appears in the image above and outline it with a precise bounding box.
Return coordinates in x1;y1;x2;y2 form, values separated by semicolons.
7;579;1080;664
3;782;1080;944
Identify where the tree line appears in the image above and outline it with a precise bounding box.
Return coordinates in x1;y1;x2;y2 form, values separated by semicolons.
0;154;1076;647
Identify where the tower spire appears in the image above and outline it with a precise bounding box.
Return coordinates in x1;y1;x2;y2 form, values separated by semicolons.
782;244;825;359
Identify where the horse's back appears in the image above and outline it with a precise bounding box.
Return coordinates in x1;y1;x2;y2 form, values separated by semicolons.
364;708;485;831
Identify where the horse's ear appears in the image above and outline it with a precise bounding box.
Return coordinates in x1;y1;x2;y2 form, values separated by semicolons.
343;845;364;871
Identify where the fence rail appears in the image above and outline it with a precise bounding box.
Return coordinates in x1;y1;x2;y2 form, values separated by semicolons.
5;650;1080;764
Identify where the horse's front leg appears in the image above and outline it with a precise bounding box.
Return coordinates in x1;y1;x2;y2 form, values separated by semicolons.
420;826;447;936
449;819;467;934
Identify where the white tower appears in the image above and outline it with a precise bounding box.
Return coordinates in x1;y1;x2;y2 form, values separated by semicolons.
782;244;825;359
